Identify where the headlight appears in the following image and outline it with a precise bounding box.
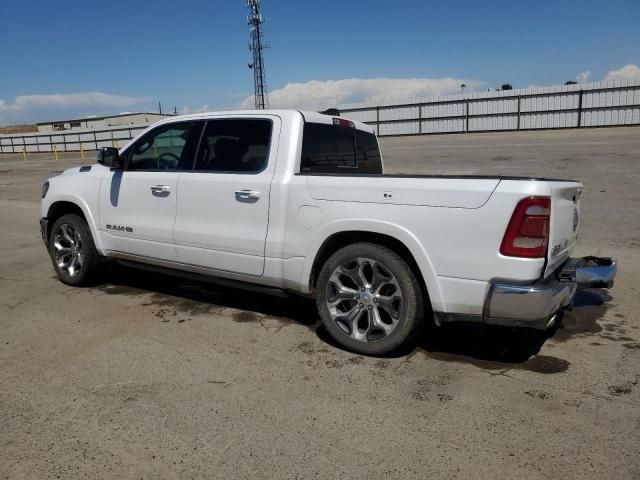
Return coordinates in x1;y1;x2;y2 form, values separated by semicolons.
42;181;50;199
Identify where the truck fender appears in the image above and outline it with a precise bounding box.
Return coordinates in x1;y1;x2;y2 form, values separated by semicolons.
46;194;105;255
301;218;444;312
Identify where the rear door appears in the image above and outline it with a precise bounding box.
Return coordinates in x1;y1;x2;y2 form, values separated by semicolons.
98;121;203;261
173;116;280;276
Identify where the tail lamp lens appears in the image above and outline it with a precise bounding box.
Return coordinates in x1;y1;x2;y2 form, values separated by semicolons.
500;196;551;258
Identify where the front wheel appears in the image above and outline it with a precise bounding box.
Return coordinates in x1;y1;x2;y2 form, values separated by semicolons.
49;214;100;286
315;243;424;355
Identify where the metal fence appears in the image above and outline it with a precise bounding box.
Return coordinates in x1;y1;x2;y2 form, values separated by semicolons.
1;80;639;152
0;124;148;154
339;80;640;136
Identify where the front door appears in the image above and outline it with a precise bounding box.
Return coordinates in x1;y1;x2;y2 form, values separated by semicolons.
99;121;204;261
173;117;279;277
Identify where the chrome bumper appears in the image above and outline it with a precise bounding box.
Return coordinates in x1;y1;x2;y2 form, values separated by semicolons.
558;256;617;289
483;256;617;330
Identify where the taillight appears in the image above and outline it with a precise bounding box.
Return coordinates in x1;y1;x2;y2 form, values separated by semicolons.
500;196;550;258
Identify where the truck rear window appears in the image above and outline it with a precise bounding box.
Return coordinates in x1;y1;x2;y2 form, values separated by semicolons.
300;123;382;174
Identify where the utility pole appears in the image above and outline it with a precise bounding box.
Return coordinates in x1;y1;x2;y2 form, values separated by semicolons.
247;0;268;109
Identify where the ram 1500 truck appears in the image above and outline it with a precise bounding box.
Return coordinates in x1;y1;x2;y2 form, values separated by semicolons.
39;110;617;354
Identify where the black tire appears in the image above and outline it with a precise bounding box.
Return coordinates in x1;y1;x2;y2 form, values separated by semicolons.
315;242;424;355
49;214;101;286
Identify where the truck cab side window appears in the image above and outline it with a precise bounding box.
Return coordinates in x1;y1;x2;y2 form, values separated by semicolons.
194;119;272;173
127;122;202;171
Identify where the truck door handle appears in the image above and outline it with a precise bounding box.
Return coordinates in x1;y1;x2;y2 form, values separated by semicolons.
235;190;260;200
151;185;171;194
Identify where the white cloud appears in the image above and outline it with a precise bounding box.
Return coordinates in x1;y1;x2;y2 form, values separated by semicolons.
576;70;591;83
0;92;150;126
0;92;148;113
239;77;483;110
604;64;640;82
181;104;211;114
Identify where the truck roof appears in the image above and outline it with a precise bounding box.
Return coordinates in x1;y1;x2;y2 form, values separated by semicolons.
157;109;375;134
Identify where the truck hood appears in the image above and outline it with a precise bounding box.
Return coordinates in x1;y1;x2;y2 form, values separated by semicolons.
58;164;108;176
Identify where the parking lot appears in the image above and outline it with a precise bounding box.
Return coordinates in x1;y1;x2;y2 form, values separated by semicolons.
1;127;639;479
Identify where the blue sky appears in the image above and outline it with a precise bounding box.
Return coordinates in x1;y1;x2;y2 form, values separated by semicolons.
1;0;639;125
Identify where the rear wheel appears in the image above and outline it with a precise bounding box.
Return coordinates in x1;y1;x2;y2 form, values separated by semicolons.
49;214;100;286
316;243;424;355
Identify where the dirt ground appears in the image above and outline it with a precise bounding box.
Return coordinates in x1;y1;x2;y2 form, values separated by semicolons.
1;127;639;479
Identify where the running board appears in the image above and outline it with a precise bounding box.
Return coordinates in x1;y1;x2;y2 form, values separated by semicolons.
114;259;291;298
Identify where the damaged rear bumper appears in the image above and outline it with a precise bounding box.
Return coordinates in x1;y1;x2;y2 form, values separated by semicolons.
482;256;616;330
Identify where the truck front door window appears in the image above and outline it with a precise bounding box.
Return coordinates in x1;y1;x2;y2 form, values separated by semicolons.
127;122;202;171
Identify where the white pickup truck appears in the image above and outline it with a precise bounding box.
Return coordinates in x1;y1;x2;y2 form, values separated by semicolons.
40;110;616;354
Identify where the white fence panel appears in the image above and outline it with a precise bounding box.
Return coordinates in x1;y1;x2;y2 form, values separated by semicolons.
1;83;639;152
379;122;419;136
422;118;464;133
379;106;419;122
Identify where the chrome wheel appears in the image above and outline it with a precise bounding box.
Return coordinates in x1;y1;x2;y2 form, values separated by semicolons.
53;223;83;277
326;257;404;342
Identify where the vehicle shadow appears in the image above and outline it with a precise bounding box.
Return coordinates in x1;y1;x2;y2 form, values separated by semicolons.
98;265;610;367
98;264;321;329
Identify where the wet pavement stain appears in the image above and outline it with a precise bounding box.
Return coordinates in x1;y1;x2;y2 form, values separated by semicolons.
98;284;146;296
424;351;570;374
347;356;364;365
94;264;320;331
522;355;570;374
525;389;552;400
232;311;260;323
608;383;636;396
398;317;577;374
411;377;455;402
375;360;392;370
325;359;344;369
551;290;612;342
292;341;331;356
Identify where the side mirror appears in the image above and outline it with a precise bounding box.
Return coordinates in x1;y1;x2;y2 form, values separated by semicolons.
97;147;123;169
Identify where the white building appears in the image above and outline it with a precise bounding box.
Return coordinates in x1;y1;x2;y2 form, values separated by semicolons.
37;112;172;133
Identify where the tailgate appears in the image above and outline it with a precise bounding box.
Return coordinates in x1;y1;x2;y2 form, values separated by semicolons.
545;182;583;277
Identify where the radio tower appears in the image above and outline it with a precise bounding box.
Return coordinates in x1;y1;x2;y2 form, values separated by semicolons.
247;0;268;109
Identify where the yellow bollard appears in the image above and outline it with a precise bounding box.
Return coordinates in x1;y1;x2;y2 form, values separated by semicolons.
53;145;59;161
22;147;27;161
80;143;85;160
114;140;120;149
